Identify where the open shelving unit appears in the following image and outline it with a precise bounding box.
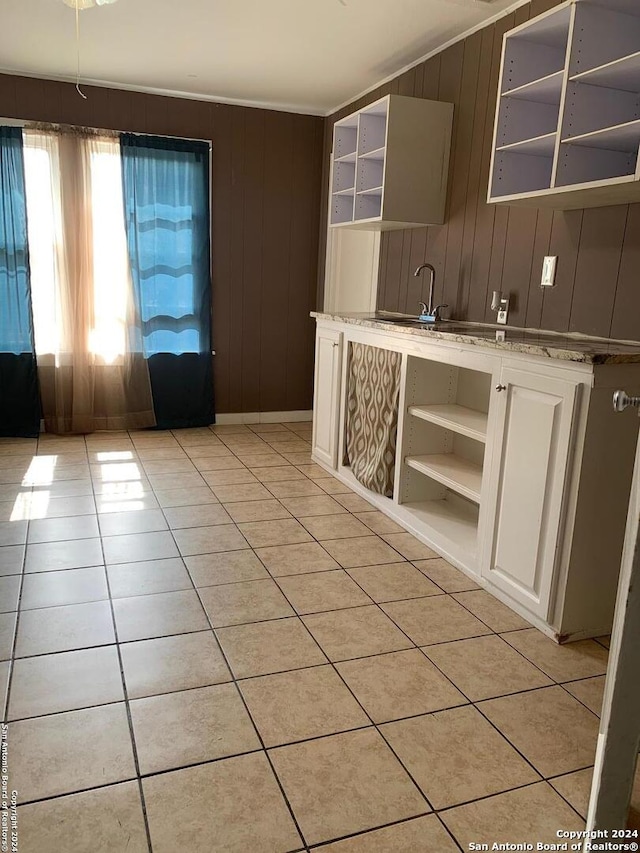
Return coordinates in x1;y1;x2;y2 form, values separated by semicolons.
396;357;491;567
488;0;640;208
329;94;453;229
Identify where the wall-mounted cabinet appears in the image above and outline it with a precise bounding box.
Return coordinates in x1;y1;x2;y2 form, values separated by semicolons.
329;94;453;230
488;0;640;209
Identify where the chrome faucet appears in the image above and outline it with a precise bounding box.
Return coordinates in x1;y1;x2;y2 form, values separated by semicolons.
414;263;448;322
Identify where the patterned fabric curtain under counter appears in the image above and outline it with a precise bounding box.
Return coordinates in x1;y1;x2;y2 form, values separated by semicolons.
345;342;401;497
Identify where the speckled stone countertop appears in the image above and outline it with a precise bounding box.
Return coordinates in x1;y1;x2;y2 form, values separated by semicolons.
311;312;640;365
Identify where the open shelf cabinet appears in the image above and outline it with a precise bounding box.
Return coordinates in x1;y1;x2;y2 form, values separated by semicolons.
488;0;640;209
330;94;453;230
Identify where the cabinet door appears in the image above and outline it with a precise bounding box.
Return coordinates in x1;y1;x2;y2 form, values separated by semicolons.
483;367;578;618
312;327;343;469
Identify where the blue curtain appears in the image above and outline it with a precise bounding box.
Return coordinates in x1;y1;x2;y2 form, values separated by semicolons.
0;126;40;437
120;134;213;429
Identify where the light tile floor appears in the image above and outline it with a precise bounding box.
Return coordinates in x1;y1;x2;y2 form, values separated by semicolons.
0;421;631;851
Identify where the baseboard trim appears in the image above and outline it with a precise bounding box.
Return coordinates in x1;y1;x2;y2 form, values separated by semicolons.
215;410;313;425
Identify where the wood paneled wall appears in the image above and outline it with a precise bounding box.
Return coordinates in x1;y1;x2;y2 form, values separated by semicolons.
0;74;324;413
321;0;640;341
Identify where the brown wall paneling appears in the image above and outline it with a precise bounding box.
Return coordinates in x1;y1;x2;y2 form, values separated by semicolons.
1;74;324;414
321;0;640;340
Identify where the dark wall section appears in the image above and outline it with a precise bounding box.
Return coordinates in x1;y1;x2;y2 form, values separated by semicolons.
320;0;640;341
0;74;324;413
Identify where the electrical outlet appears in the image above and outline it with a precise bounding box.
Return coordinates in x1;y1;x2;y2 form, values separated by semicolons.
541;256;557;287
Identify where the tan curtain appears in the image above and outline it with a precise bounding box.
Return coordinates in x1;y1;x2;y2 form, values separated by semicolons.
23;129;155;434
345;342;401;497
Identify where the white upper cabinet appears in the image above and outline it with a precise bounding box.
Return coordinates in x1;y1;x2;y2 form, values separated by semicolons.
488;0;640;209
330;94;454;230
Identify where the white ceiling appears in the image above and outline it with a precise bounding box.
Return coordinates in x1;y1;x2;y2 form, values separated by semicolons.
0;0;520;115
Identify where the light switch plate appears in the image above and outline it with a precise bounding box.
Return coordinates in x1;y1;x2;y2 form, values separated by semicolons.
541;256;557;287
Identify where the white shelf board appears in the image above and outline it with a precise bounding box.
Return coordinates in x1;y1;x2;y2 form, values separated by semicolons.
359;146;386;161
402;498;478;560
571;51;640;94
502;70;564;105
497;132;557;157
562;118;640;153
405;453;483;504
408;404;488;443
356;186;383;196
334;151;357;163
511;4;571;49
333;187;355;197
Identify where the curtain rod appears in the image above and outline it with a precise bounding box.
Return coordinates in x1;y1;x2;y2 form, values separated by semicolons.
0;116;212;148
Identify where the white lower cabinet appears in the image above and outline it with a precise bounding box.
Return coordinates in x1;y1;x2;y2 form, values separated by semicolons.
482;367;578;619
311;319;640;641
311;324;343;468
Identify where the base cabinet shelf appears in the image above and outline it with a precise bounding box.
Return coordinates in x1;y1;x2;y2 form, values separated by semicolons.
312;317;640;643
489;0;640;209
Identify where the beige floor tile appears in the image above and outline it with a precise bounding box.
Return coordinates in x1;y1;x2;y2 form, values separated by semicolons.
224;499;292;523
248;423;290;434
8;703;136;802
210;482;274;502
382;595;491;646
163;503;232;529
144;751;302;853
131;683;260;774
121;631;230;699
173;524;248;556
0;660;9;715
93;478;152;497
217;617;327;678
412;558;480;592
280;452;313;466
24;538;103;573
0;519;28;546
202;468;258;487
239;452;287;468
113;589;209;642
549;767;593;818
279;495;347;518
424;635;553;701
503;629;609;682
186;446;235;462
0;544;24;576
296;463;333;481
256;542;341;577
154;486;220;508
96;493;160;514
315;814;459;852
322;536;405;569
98;508;168;536
277;570;373;614
0;612;16;660
253;466;308;483
266;480;326;498
239;665;369;747
300;513;373;541
347;563;442;603
185;550;269;587
381;532;438;561
353;510;405;535
441;782;584;848
332;494;377;512
0;575;20;612
453;589;531;632
148;472;207;491
382;705;539;809
18;781;148;853
23;493;97;519
238;518;313;548
317;478;353;495
137;446;190;460
336;648;466;723
199;578;295;627
303;606;413;661
141;457;198;475
270;728;427;845
15;600;115;657
596;635;611;650
20;566;109;609
102;530;179;565
8;646;123;720
479;685;600;776
26;515;99;544
107;558;192;598
564;675;605;716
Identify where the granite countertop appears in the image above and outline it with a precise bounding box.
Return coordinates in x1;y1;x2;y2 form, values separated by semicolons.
311;312;640;365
